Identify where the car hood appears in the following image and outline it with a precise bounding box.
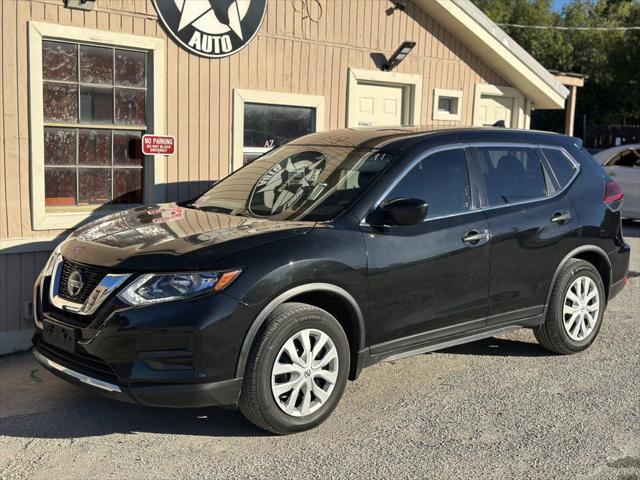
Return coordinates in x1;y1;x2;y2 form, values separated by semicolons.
61;204;315;270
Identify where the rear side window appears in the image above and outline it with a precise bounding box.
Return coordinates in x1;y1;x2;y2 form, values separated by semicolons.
474;146;547;206
385;148;471;218
542;148;577;188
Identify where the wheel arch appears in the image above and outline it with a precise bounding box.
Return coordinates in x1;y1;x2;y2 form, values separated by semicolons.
235;283;366;380
544;245;612;312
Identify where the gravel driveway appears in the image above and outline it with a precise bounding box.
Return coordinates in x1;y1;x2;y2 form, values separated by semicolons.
1;223;639;480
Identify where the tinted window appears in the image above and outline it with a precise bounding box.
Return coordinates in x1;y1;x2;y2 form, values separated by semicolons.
386;148;471;218
542;148;577;187
475;147;547;206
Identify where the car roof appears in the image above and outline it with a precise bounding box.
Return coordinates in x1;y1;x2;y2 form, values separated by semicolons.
592;144;640;163
287;126;575;151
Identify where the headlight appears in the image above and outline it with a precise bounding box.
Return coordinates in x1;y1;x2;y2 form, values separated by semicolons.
118;270;241;306
41;243;63;277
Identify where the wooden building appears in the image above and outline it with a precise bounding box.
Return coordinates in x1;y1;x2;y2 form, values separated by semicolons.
0;0;569;354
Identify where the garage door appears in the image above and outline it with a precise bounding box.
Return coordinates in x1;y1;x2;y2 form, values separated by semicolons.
355;83;404;127
476;94;514;127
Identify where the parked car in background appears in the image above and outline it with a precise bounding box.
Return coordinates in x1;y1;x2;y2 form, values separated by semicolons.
594;145;640;220
31;127;630;434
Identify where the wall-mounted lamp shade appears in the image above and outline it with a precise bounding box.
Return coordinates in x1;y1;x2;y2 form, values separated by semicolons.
382;41;416;71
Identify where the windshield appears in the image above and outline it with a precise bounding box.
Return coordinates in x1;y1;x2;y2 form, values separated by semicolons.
194;145;396;221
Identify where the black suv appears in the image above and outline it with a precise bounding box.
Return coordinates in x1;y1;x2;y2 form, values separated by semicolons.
32;127;630;434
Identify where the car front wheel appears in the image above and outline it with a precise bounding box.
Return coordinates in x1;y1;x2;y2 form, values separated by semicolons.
239;302;350;434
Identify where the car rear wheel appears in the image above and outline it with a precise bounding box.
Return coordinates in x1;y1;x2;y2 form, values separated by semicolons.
535;259;606;354
239;302;350;434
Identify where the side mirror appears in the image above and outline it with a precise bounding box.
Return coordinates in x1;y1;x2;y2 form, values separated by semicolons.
371;197;428;226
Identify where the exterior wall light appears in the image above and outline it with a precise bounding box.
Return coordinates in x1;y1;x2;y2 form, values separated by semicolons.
382;41;416;71
65;0;96;11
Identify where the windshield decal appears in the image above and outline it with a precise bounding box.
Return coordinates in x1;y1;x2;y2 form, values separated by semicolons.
249;152;326;216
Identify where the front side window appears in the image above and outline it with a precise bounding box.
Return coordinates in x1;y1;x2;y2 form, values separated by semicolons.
474;146;547;206
608;148;640;168
385;148;471;218
242;103;316;165
195;145;396;221
541;148;577;188
42;40;147;209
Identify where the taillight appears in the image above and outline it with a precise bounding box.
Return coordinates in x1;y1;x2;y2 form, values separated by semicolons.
604;178;624;209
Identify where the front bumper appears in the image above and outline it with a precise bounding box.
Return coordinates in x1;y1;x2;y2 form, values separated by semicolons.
32;271;256;408
32;345;243;407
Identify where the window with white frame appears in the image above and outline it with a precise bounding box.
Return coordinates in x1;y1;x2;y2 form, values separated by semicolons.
242;103;317;164
28;22;165;231
233;89;325;171
42;40;147;208
433;89;463;121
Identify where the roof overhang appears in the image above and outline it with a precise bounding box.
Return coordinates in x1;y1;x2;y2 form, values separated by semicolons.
416;0;569;109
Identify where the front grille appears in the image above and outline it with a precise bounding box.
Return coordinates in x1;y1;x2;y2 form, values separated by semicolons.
35;337;118;384
58;258;107;303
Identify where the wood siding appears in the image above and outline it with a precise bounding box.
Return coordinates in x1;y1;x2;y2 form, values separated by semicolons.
0;0;508;343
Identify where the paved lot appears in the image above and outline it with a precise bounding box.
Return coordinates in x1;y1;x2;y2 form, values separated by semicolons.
1;222;639;480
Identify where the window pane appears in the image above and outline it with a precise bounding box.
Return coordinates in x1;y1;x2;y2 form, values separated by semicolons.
115;88;145;125
476;147;547;206
79;129;111;166
78;169;111;204
45;168;76;206
113;169;143;204
42;41;77;82
243;103;314;148
542;148;576;187
438;97;452;112
43;83;78;122
80;86;113;123
115;50;145;87
80;45;113;85
44;128;76;165
113;131;143;165
243;151;266;165
387;149;471;218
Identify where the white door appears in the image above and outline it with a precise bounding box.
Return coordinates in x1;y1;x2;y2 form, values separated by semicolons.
476;94;514;127
355;83;404;127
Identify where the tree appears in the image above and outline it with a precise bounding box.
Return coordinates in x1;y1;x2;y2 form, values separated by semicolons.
473;0;640;135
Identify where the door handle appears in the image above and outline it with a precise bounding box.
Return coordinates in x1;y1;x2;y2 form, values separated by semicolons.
550;210;572;224
462;229;490;245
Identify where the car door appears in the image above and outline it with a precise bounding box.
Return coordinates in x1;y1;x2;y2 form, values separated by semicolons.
604;148;640;219
470;144;579;324
364;147;491;350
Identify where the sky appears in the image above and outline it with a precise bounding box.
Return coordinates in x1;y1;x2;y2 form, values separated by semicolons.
552;0;574;11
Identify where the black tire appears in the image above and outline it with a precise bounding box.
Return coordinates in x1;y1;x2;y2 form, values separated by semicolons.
239;302;350;435
535;259;606;354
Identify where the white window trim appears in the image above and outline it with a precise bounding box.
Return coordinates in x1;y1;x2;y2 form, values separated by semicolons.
472;84;526;129
432;88;463;121
28;22;166;231
232;89;325;172
347;68;422;128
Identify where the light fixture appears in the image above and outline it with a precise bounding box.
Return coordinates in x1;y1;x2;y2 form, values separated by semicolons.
65;0;95;11
386;1;407;15
382;41;416;71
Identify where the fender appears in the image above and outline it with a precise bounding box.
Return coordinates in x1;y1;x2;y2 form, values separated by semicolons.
542;244;611;316
234;282;366;378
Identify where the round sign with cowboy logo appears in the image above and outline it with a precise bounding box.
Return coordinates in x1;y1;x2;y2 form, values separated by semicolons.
153;0;267;59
